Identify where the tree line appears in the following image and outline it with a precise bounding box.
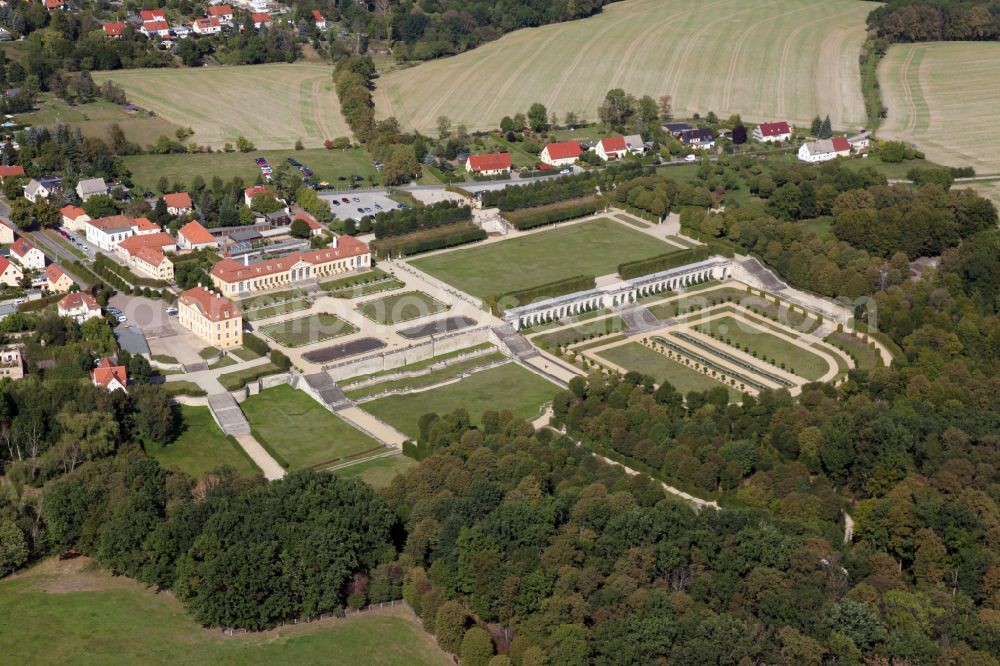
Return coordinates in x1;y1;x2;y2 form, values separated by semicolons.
867;0;1000;43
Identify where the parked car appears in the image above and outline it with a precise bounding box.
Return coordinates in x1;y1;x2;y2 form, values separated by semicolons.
357;207;364;213
108;307;121;315
255;157;267;165
337;176;347;181
287;157;301;167
352;197;360;202
116;315;127;323
353;175;364;181
559;169;571;174
684;154;697;162
330;199;339;205
341;197;350;203
165;307;178;315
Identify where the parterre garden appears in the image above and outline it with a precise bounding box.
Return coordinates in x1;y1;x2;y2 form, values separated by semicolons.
260;313;359;347
356;291;449;325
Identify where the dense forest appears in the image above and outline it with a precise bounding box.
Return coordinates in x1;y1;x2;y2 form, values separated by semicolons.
866;0;1000;42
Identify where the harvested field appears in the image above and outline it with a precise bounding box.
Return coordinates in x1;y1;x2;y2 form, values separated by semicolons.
879;42;1000;176
374;0;869;133
93;63;351;149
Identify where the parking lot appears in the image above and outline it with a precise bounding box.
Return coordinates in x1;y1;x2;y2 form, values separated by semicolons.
109;294;207;365
321;191;402;221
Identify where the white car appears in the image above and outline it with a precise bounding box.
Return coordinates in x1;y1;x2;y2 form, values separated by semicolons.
116;315;127;323
559;169;571;174
165;307;178;316
684;154;697;162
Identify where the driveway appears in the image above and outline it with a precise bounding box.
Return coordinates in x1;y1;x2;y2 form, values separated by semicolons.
110;294;206;364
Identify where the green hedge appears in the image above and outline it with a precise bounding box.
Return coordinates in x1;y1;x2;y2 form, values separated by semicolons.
18;292;64;313
94;255;169;289
243;332;272;357
371;223;486;258
488;274;595;314
618;247;715;279
506;201;601;230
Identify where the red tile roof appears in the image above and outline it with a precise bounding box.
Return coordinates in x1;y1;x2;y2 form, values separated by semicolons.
312;9;324;21
44;0;64;8
598;136;627;153
0;165;25;177
92;358;127;389
245;185;278;199
179;221;215;245
88;214;135;232
0;257;17;275
179;286;240;322
208;4;232;15
117;232;175;257
832;136;851;152
133;217;160;233
757;121;791;137
140;9;165;21
543;141;582;160
293;211;322;229
60;205;87;219
10;238;34;258
143;19;169;31
134;246;169;267
467;153;512;172
194;17;221;29
59;292;99;312
210;237;370;283
163;192;193;210
44;264;65;282
103;22;126;37
252;12;271;23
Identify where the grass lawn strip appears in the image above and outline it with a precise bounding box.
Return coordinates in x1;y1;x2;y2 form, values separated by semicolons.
161;381;207;397
330;453;419;489
241;385;380;469
410;218;676;299
319;267;390;292
356;291;449;325
346;353;509;400
340;342;493;385
217;363;281;391
198;346;220;359
692;314;830;381
230;346;263;362
0;557;450;666
364;363;558;438
826;330;881;370
260;313;359;347
534;316;627;349
146;406;259;479
244;299;311;321
330;279;406;299
595;342;742;401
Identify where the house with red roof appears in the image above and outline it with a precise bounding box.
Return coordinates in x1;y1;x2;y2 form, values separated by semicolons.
58;292;101;323
0;257;22;287
210;237;371;297
292;210;324;237
11;238;46;271
797;136;852;163
465;153;512;176
178;286;242;349
60;205;91;232
193;17;222;34
92;358;127;392
208;4;233;21
42;264;74;293
0;165;25;180
115;232;176;280
103;22;126;38
139;9;166;22
540;141;582;167
163;192;194;216
594;136;627;161
177;221;218;251
251;12;272;29
312;10;327;29
753;121;792;143
44;0;65;10
244;185;282;207
141;19;171;38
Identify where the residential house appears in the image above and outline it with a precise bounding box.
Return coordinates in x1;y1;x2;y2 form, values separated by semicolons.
594;136;628;161
114;232;176;279
292;210;323;237
663;122;693;136
23;176;62;202
139;9;166;21
208;4;233;21
75;177;109;202
58;292;102;323
84;215;160;252
142;20;171;37
10;238;45;271
178;286;242;349
60;205;90;231
0;345;24;380
0;165;25;180
163;191;194;215
244;185;282;207
797;136;852;163
42;264;74;293
848;131;871;151
753;121;792;143
623;135;646;155
103;22;126;38
0;220;14;245
312;9;326;29
172;24;191;39
210;237;371;297
678;128;715;150
193;17;222;34
44;0;65;10
251;12;272;28
92;358;127;392
0;257;22;287
465;153;512;176
177;220;218;250
540;141;582;167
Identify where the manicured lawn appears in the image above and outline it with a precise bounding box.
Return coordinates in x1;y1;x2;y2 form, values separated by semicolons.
122;148;379;192
146;406;259;479
356;291;449;325
260;313;359;347
209;356;237;369
244;299;311;321
534;316;626;349
364;363;558;437
827;330;881;371
347;354;509;400
333;454;419;489
198;347;219;359
241;385;380;469
411;218;675;298
230;346;263;362
0;557;450;666
694;315;830;380
330;279;406;299
596;342;742;401
217;363;281;391
319;267;390;291
161;380;207;397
